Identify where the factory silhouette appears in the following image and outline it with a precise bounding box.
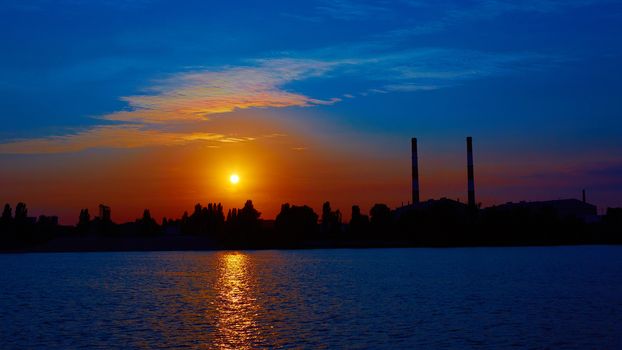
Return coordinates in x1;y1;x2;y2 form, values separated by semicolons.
398;136;597;221
1;137;621;252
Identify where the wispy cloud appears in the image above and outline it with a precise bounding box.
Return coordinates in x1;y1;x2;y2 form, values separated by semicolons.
0;58;346;154
314;47;555;92
0;125;234;154
105;58;343;124
0;46;556;154
283;0;611;27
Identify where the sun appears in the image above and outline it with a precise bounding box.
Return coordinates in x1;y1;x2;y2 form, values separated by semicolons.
229;173;240;184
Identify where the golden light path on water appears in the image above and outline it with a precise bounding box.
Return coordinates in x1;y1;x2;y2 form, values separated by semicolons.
214;252;261;349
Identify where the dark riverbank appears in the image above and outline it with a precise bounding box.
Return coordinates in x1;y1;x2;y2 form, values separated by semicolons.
2;199;621;253
3;234;622;253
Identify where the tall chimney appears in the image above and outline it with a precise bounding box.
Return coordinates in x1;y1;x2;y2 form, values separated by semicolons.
411;137;420;204
466;136;475;207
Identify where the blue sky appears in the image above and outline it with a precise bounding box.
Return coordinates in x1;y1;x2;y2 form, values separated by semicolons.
1;0;621;219
1;0;621;136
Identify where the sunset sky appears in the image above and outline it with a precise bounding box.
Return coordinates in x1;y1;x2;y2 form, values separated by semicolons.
1;0;621;224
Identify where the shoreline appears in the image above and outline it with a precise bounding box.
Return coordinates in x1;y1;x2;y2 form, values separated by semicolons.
2;235;621;254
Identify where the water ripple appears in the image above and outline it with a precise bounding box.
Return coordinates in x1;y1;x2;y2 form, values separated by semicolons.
1;247;622;348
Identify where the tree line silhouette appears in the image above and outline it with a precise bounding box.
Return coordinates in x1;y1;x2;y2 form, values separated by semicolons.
1;199;621;251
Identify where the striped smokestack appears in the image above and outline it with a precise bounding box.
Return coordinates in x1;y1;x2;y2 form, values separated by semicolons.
466;136;475;207
411;137;420;204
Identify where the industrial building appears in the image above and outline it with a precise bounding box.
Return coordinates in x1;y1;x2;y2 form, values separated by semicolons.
397;136;597;223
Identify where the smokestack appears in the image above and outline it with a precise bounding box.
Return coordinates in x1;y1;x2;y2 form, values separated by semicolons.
582;189;586;203
411;137;420;204
466;136;475;207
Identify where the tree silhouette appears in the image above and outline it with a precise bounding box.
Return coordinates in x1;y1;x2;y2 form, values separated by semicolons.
136;209;159;236
1;196;619;251
321;201;342;237
222;200;261;242
238;200;260;225
181;202;226;236
79;209;90;225
1;203;12;223
15;202;27;222
349;205;369;238
276;203;318;242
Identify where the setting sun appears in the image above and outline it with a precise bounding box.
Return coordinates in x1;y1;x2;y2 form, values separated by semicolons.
229;173;240;184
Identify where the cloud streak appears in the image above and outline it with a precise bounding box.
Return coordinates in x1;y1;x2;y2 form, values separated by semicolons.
0;125;240;154
0;46;556;154
283;0;611;27
106;58;343;124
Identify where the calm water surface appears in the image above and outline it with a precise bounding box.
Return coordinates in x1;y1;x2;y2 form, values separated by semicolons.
1;247;622;349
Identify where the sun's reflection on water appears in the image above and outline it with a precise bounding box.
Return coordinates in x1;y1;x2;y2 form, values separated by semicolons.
215;252;260;349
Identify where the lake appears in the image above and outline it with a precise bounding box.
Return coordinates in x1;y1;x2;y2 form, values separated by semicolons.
1;247;622;349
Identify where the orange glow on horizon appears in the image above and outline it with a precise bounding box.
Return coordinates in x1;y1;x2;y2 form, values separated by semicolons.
4;111;603;225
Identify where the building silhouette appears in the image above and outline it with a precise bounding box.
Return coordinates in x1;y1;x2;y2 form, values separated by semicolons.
99;204;111;222
411;137;419;204
492;199;597;222
466;136;475;207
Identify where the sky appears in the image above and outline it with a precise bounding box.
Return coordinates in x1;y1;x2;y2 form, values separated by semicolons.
1;0;621;224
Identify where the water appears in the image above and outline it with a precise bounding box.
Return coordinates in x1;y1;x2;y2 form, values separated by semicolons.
1;247;622;349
